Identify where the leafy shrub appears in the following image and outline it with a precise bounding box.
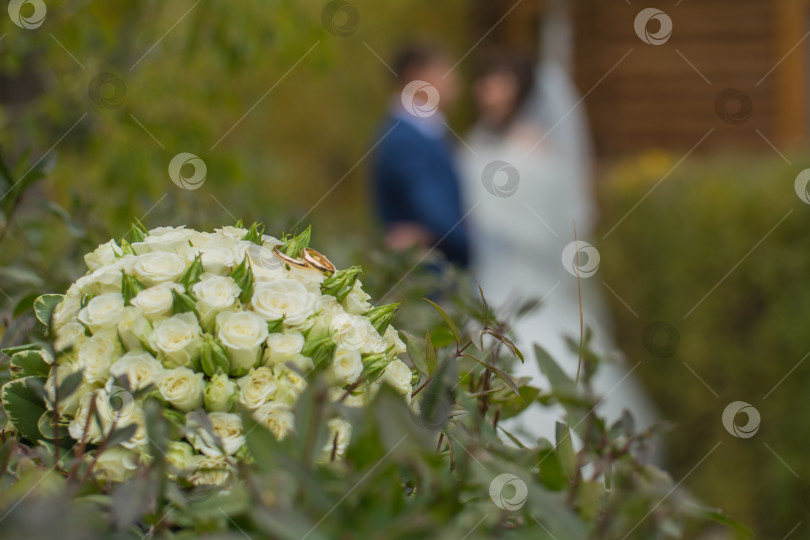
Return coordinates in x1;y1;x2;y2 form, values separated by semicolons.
598;150;810;539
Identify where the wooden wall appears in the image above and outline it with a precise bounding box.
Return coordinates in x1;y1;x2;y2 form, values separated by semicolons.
572;0;808;156
475;0;809;157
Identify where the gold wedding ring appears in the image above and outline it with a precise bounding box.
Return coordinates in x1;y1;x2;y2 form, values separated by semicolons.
272;246;309;269
302;248;335;275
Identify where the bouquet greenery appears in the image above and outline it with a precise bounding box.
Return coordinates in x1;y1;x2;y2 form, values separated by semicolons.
2;223;409;484
0;222;750;539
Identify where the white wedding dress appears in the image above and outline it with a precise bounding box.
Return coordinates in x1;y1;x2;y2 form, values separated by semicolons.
459;62;659;451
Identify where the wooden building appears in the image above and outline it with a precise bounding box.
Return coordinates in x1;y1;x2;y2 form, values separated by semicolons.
477;0;809;157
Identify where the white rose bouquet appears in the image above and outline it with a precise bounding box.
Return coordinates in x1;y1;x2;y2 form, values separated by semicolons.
1;222;410;485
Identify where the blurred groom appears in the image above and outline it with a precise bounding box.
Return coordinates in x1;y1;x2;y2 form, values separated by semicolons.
371;43;470;267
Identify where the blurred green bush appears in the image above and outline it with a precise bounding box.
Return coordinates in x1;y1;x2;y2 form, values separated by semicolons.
598;149;810;539
0;0;470;316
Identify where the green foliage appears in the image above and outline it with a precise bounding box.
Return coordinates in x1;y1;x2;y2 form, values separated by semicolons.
599;150;810;539
0;254;747;538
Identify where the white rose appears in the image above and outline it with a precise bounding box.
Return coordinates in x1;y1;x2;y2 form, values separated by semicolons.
93;447;139;482
133;252;187;286
274;365;308;406
187;412;245;457
329;312;379;352
203;372;238;412
382;359;413;395
78;293;125;333
187;455;233;486
263;332;305;366
150;313;202;368
199;247;241;275
117;306;153;351
250;279;316;328
68;392;105;443
322;418;352;460
285;265;325;294
110;350;163;390
76;256;138;296
331;347;363;385
216;310;268;374
131;282;180;320
157;367;204;412
166;441;196;472
44;363;97;416
342;280;372;315
382;326;407;356
54;321;87;352
84;240;122;271
214;226;248;240
120;406;149;452
77;334;120;383
52;296;82;330
140;226;200;253
236;367;278;409
246;243;285;282
252;402;294;440
192;274;241;327
328;387;367;408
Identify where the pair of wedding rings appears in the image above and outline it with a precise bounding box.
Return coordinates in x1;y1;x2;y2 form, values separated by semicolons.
272;246;335;275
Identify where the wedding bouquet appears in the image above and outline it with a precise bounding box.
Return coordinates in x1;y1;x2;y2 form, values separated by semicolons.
1;222;411;485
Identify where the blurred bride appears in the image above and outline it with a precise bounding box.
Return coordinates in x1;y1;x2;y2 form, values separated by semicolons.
458;52;659;451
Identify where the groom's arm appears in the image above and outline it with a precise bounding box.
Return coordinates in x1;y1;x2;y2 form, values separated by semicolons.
392;153;470;266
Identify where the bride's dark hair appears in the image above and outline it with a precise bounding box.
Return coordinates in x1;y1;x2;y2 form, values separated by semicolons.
475;51;536;131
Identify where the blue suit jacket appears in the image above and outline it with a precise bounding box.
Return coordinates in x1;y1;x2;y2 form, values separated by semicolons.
371;115;470;267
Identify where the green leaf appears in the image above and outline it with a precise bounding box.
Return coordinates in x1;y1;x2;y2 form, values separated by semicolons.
364;303;401;335
496;385;540;420
483;329;524;362
267;317;284;333
425;331;438;375
200;335;230;377
460;354;519;395
179;255;203;290
121;272;146;305
241;221;265;246
2;343;43;357
537;446;566;490
13;292;41;318
10;350;51;379
279;225;311;257
126;220;148;243
106;423;138;447
402;332;427;376
555;422;577;478
229;256;254;304
534;344;578;397
301;336;336;371
320;266;362;302
171;289;197;314
423;298;460;346
56;370;84;400
34;294;64;330
1;376;48;442
360;353;392;383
